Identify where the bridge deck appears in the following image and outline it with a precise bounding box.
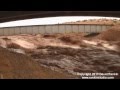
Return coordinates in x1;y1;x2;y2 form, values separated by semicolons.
0;11;120;23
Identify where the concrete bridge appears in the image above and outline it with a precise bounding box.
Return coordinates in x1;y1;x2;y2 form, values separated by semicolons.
0;11;120;23
0;24;113;36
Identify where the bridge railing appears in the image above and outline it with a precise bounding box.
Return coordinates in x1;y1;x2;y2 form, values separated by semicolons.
0;24;113;36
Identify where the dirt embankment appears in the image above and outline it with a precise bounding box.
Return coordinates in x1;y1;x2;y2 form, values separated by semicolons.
96;26;120;41
93;26;120;51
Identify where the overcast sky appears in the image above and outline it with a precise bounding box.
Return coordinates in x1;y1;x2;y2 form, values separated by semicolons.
0;16;120;28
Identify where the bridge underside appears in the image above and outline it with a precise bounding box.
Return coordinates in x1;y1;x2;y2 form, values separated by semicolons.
0;11;120;23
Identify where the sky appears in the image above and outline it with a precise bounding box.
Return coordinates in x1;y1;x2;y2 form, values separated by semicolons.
0;16;120;28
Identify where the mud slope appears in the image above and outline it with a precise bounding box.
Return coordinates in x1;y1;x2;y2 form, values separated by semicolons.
96;26;120;41
0;47;74;79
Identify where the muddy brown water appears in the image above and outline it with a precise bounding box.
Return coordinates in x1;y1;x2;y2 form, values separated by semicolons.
26;45;120;79
1;33;120;79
